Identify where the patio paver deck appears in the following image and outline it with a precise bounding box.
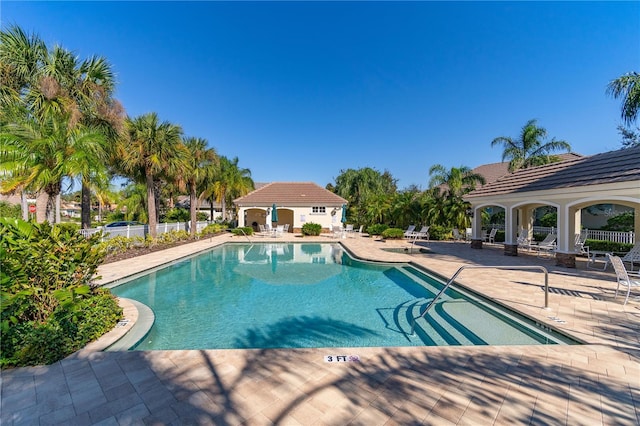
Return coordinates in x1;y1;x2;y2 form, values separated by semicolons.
2;232;639;425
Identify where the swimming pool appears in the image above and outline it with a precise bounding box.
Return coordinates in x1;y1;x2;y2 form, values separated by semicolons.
109;243;575;350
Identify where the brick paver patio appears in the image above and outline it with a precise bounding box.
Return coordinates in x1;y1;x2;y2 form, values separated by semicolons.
2;232;638;425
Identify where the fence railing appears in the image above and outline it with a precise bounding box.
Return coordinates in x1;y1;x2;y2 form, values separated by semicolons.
79;221;211;241
486;224;635;245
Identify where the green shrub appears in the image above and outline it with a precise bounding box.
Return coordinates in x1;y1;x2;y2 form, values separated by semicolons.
196;212;209;222
495;230;505;243
367;224;389;236
156;230;190;244
0;218;121;368
162;208;190;222
584;239;633;253
428;225;449;241
0;201;21;219
54;222;80;233
200;223;226;236
381;228;405;239
302;222;322;236
232;227;253;236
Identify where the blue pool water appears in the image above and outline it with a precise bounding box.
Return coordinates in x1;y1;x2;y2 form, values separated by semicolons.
110;243;573;350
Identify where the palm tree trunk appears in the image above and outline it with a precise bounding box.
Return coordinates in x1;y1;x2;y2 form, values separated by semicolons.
146;172;157;238
21;191;28;221
81;179;91;229
189;184;197;237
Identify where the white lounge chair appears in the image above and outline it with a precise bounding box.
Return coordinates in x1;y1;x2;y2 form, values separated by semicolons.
413;226;430;240
531;234;557;258
486;228;498;244
621;243;640;271
403;225;416;239
452;228;465;242
574;230;589;256
607;254;640;305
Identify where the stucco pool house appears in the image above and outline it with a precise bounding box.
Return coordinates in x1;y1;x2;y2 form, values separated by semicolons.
234;182;348;233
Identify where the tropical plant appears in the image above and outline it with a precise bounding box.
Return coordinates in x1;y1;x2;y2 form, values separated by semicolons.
0;113;106;223
607;71;640;125
205;156;253;222
0;201;21;218
616;125;640;148
181;137;218;236
0;218;121;367
490;119;572;172
301;222;322;236
381;228;405;239
333;167;397;226
0;25;124;228
428;165;486;198
117;113;186;238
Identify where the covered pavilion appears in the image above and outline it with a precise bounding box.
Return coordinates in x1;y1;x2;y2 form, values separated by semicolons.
464;146;640;267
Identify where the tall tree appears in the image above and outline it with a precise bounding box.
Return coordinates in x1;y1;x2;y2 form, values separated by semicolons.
427;165;485;230
208;156;253;222
0;113;106;223
490;119;572;172
0;25;123;226
333;167;397;225
428;165;485;198
182;137;218;236
118;113;185;238
607;71;640;126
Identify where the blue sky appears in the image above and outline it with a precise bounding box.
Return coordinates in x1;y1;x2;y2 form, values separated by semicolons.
2;1;639;190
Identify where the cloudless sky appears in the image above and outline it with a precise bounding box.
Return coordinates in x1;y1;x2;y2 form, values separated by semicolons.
2;1;639;190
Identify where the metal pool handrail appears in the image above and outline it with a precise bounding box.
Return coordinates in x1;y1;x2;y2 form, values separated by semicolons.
410;265;549;335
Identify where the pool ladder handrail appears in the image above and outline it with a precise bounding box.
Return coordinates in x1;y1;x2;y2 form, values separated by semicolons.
409;265;549;335
236;228;251;242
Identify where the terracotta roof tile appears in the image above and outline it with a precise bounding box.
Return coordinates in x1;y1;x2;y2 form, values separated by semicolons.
234;182;347;206
466;147;640;198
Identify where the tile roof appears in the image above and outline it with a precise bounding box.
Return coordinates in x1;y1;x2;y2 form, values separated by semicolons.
234;182;347;206
472;153;583;186
466;146;640;198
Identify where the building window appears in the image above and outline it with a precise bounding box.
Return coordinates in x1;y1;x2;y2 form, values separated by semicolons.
311;206;326;214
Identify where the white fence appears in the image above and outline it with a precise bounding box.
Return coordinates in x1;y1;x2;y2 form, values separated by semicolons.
487;224;635;245
79;221;211;241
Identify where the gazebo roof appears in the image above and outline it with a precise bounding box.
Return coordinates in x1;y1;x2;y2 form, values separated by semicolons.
466;146;640;198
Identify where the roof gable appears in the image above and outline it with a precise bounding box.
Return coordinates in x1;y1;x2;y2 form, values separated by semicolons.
234;182;347;206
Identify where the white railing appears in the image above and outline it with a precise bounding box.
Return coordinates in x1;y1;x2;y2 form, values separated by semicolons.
79;221;211;241
486;224;635;245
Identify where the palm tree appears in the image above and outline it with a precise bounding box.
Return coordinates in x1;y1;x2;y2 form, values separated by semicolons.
428;164;486;198
0;113;106;223
0;25;46;112
118;113;186;238
333;167;397;225
491;119;572;172
607;72;640;126
205;156;253;223
1;25;123;227
182;137;218;236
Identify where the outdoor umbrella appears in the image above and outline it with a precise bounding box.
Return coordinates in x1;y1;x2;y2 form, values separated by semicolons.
341;204;347;223
271;203;278;224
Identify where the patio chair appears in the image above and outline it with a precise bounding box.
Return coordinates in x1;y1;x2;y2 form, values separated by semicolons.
574;230;589;257
275;225;284;237
531;234;557;258
517;229;532;251
621;243;640;271
487;228;498;244
332;225;344;239
354;225;364;237
452;228;465;242
607;254;640;305
413;226;430;240
403;225;416;239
